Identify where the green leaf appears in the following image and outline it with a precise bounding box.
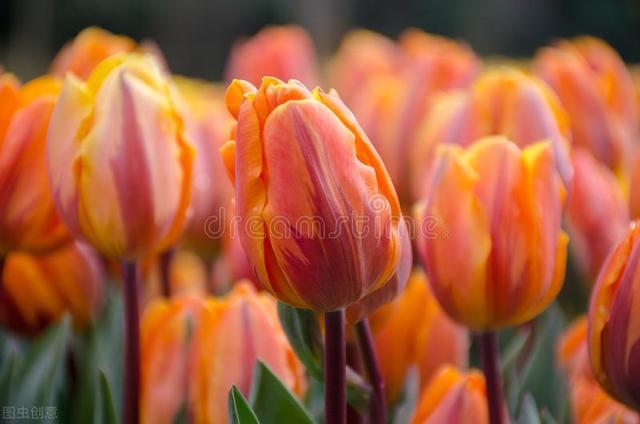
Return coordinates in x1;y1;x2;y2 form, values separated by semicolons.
518;394;541;424
99;370;118;424
500;329;531;374
12;317;70;407
277;303;323;378
249;362;314;424
228;386;259;424
69;285;124;423
510;304;567;419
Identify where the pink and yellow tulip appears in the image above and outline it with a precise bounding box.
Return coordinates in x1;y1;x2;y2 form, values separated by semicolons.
46;53;195;259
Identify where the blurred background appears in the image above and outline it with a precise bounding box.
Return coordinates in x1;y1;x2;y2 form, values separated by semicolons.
1;0;640;81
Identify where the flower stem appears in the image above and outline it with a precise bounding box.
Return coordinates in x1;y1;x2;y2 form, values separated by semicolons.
122;261;140;424
324;309;346;424
478;332;504;424
355;319;386;424
159;248;174;297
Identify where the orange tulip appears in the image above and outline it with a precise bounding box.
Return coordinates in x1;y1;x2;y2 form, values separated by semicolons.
533;37;638;175
47;53;195;259
0;74;70;254
415;136;567;330
195;283;305;422
347;29;480;204
371;269;468;402
411;67;572;200
0;242;104;335
328;30;402;105
225;25;318;87
140;283;305;424
50;27;136;80
411;366;497;424
571;377;639;424
557;317;638;423
221;77;406;312
566;148;629;283
589;221;640;411
174;77;234;259
557;316;592;382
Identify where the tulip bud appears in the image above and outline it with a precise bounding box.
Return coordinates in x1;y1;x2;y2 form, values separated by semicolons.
50;27;136;80
415;136;567;330
174;77;234;259
411;68;572;200
0;242;104;335
221;77;406;312
566;148;629;283
191;283;305;423
534;37;638;175
47;53;195;259
411;366;498;424
371;269;468;402
225;26;319;87
589;221;640;410
0;74;70;254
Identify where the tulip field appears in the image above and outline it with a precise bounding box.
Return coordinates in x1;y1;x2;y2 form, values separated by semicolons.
1;21;640;424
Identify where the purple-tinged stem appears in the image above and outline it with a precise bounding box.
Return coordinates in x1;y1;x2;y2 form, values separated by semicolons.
159;248;174;298
122;261;140;424
355;319;386;424
324;309;347;424
478;332;504;424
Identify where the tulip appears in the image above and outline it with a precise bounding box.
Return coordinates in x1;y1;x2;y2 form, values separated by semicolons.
533;37;638;177
50;27;136;80
589;221;640;411
415;136;567;330
328;30;401;105
565;148;629;283
174;77;234;260
141;284;305;424
416;136;566;424
0;242;104;335
47;53;195;424
0;74;70;255
347;29;480;204
222;76;406;421
557;316;592;382
411;68;572;200
189;283;306;423
140;296;205;424
571;378;639;424
47;53;195;260
225;25;319;87
410;366;494;424
371;269;468;403
557;317;638;423
221;76;405;312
